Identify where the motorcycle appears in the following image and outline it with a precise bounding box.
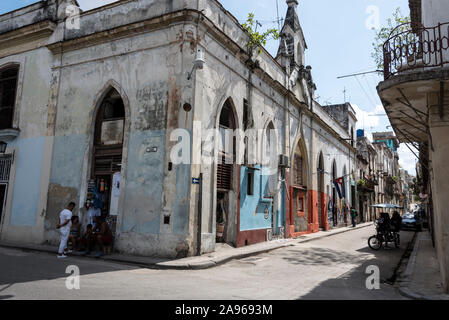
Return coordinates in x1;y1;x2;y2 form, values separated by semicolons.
368;220;400;251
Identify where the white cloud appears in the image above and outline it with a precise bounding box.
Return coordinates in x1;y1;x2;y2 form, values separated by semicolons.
351;103;380;132
77;0;118;11
398;144;417;176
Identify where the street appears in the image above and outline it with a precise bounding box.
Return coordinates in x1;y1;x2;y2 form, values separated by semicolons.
0;227;414;300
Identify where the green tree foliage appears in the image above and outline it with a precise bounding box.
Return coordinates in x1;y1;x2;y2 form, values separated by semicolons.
242;13;279;57
410;177;421;201
371;8;411;70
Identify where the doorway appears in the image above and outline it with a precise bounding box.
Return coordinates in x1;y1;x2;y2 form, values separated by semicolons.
216;99;236;245
0;154;12;227
0;184;7;225
317;153;324;228
331;160;337;227
89;88;125;235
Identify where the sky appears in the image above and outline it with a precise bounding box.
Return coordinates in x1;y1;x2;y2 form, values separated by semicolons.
0;0;417;175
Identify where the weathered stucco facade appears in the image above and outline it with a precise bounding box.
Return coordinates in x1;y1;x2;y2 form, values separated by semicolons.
0;0;358;258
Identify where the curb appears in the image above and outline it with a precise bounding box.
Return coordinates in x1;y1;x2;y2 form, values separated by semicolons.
395;232;449;300
156;223;373;269
294;223;372;244
0;222;373;270
398;286;428;300
155;242;296;270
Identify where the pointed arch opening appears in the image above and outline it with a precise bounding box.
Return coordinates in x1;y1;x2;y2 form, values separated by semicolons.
317;152;325;228
263;121;277;169
291;139;308;233
88;87;126;232
216;98;238;245
331;159;338;227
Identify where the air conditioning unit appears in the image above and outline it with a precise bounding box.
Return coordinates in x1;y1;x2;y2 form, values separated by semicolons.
266;229;273;241
278;154;290;168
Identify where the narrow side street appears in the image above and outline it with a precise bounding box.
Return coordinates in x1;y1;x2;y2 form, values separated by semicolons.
0;227;414;300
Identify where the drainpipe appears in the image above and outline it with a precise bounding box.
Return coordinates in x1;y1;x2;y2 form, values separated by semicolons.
259;168;274;217
197;172;202;255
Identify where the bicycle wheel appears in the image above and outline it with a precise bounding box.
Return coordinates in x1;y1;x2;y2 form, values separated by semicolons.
368;235;382;251
394;233;400;248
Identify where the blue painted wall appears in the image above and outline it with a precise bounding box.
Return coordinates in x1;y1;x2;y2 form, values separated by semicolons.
375;139;397;151
46;128;191;237
240;165;272;231
9;136;45;226
121;129;191;235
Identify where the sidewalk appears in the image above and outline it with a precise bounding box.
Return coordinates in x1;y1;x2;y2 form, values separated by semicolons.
0;222;372;270
397;231;449;300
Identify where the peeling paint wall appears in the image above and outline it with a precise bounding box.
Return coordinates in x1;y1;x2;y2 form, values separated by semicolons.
240;166;272;231
0;46;53;243
0;0;358;257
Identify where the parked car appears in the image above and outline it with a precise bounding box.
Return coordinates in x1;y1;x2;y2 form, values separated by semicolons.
401;212;423;231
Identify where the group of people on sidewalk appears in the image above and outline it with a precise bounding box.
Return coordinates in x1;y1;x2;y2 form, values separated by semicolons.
56;202;113;259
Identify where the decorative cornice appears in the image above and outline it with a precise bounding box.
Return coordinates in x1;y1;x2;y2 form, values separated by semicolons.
47;10;193;54
0;20;56;49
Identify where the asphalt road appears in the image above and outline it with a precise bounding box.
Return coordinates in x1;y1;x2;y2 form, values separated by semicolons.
0;226;414;300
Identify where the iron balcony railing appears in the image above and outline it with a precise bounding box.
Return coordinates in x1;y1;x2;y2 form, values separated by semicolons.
383;22;449;79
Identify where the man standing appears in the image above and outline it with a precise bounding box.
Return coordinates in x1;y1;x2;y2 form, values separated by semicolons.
56;202;76;259
350;206;358;228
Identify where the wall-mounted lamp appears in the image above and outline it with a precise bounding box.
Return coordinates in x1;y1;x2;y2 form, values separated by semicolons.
0;141;7;154
187;48;205;80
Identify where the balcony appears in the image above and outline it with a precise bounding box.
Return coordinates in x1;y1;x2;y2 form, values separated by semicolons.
377;22;449;144
386;175;397;185
357;178;375;193
383;22;449;80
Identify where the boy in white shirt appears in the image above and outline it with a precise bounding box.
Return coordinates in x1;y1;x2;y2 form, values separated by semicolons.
56;202;76;259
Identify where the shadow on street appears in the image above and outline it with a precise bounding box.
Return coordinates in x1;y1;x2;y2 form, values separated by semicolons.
289;231;415;300
0;247;139;287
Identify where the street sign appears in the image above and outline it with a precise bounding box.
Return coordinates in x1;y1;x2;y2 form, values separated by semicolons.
192;178;200;185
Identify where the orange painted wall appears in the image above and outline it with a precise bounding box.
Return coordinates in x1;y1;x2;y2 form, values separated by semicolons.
288;188;329;238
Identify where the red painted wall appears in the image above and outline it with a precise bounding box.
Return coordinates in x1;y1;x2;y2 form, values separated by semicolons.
288;188;329;238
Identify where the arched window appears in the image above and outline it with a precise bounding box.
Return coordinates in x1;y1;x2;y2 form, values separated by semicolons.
332;160;337;181
94;88;125;148
90;87;126;220
297;43;303;65
351;126;354;147
92;88;125;178
0;66;19;130
218;100;236;157
294;142;305;187
263;122;276;167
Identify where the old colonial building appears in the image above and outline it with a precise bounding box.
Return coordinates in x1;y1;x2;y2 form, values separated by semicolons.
372;132;401;207
355;130;377;222
0;0;357;258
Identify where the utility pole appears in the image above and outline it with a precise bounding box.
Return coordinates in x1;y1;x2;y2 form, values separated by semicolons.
276;0;281;32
